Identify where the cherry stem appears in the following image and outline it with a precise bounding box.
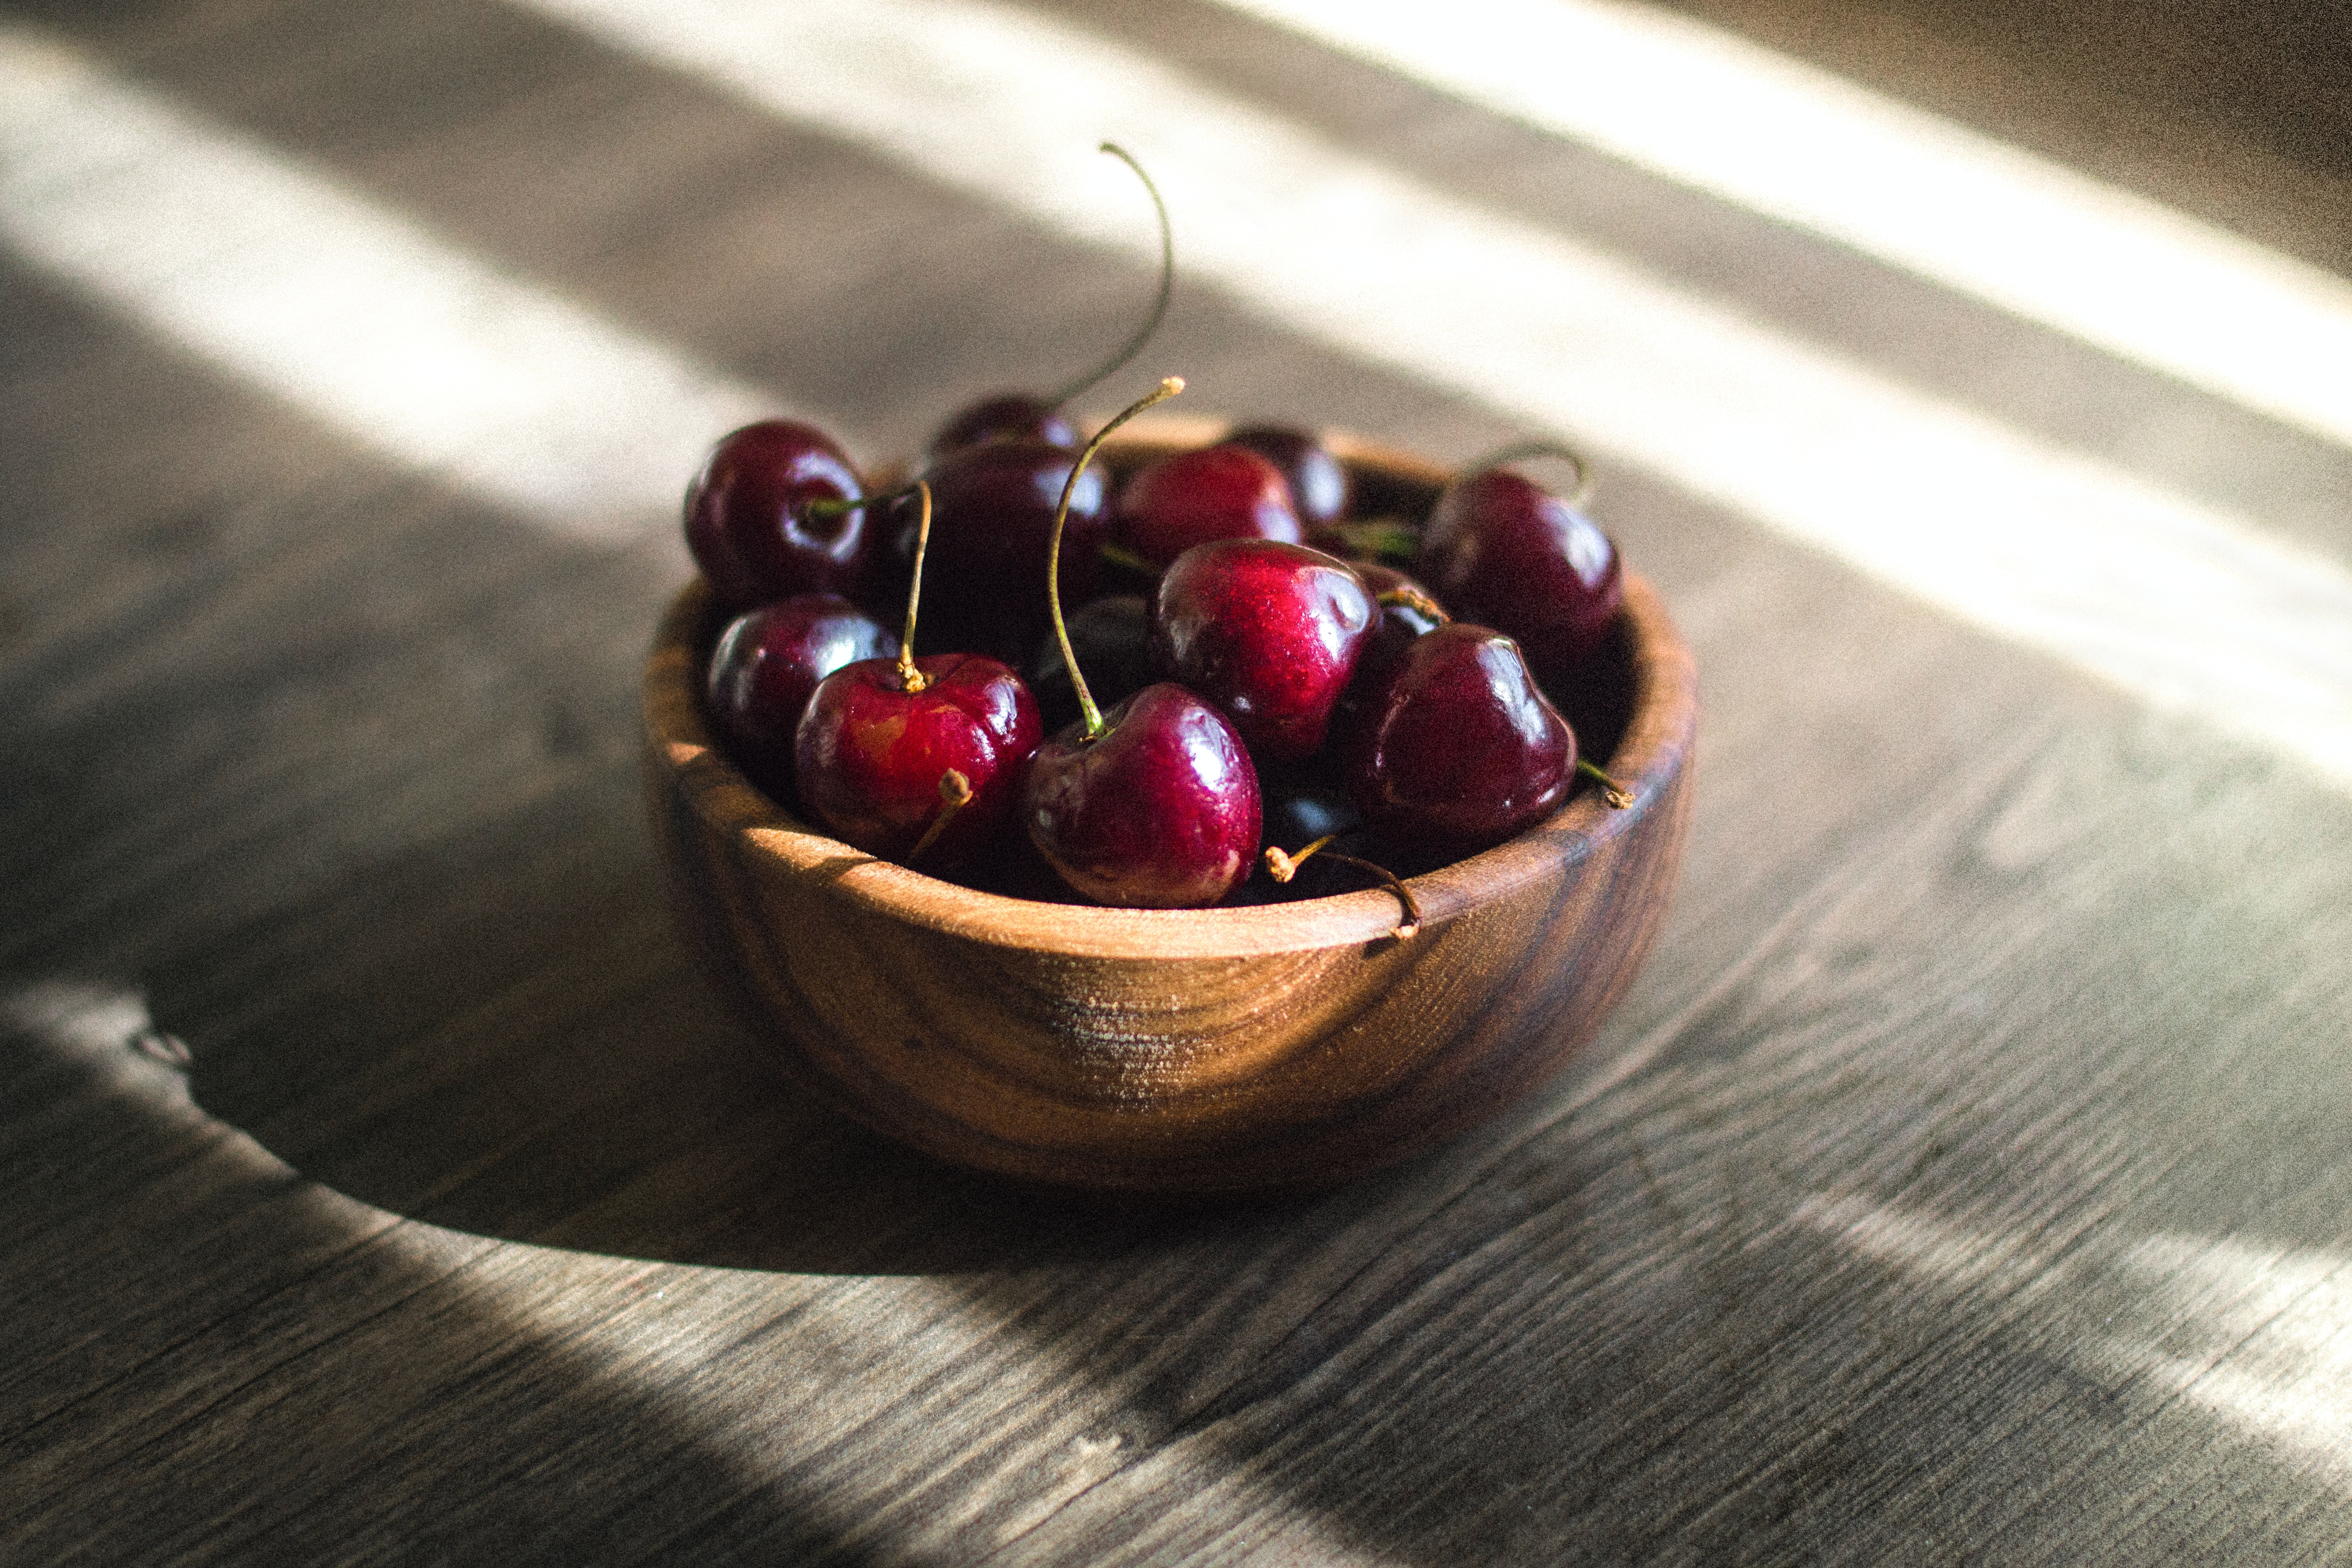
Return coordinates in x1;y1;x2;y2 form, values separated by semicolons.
1262;837;1421;939
1314;518;1420;564
1462;440;1595;510
1045;144;1175;411
1376;586;1449;623
906;769;973;864
896;481;935;693
798;478;921;525
1048;376;1185;739
1099;539;1159;576
1578;758;1634;808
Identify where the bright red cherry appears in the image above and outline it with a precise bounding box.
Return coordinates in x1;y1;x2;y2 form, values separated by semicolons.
1150;539;1375;763
684;420;867;610
1341;621;1574;858
1416;467;1622;687
885;437;1109;664
1114;444;1304;566
706;594;897;803
1027;683;1261;908
795;653;1042;871
1224;425;1351;531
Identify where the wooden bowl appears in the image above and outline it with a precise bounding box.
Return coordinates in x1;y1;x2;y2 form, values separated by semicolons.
642;429;1697;1194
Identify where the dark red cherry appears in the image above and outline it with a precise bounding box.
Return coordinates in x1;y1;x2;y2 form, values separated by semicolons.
1220;768;1365;904
1224;425;1351;531
883;438;1109;663
926;392;1078;461
684;420;867;610
794;653;1042;871
1341;621;1574;858
1341;564;1448;706
707;595;897;802
1417;469;1622;684
1026;594;1154;737
1114;444;1304;566
1150;539;1376;764
1026;683;1261;908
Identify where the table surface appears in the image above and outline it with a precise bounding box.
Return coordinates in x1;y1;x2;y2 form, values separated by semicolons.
6;0;2352;1563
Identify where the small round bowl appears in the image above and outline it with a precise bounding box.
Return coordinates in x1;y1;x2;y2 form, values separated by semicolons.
642;428;1697;1194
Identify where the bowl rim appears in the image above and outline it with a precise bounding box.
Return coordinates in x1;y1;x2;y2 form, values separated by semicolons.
644;429;1698;962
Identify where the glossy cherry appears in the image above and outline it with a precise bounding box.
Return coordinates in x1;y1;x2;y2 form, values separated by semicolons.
1026;594;1153;737
795;654;1041;869
1029;682;1261;907
1114;443;1304;566
926;393;1077;460
885;437;1108;663
1341;621;1575;858
793;483;1042;871
684;419;867;610
1022;379;1264;907
1417;464;1622;686
1150;539;1375;763
1334;569;1446;746
706;594;897;802
1224;425;1351;531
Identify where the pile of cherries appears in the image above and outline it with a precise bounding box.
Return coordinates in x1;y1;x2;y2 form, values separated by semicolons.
688;377;1630;920
687;144;1626;922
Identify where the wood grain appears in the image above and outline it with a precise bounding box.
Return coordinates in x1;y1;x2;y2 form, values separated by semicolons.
6;0;2352;1563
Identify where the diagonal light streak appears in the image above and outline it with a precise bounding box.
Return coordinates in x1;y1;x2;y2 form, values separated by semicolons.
0;26;775;539
1219;0;2352;454
519;0;2352;788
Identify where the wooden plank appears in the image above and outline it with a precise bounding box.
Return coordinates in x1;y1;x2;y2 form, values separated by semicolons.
4;0;2351;1562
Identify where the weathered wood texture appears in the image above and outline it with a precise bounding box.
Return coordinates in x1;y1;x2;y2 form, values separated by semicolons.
5;0;2352;1563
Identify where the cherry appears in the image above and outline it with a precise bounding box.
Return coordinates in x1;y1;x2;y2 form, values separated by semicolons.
1224;425;1351;531
1150;539;1375;763
797;657;1040;869
1024;378;1263;908
885;437;1109;663
927;393;1076;460
1219;768;1363;904
684;419;867;610
1114;443;1304;566
1029;682;1261;907
925;144;1173;462
1026;594;1153;737
1416;450;1622;687
706;594;897;803
1340;621;1575;859
794;483;1043;871
1337;565;1449;732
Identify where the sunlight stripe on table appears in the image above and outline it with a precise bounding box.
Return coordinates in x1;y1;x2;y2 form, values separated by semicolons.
1220;0;2352;454
0;26;773;539
520;0;2352;788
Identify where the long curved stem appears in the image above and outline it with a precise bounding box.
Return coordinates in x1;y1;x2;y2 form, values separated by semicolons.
1462;439;1595;510
1047;376;1185;739
1045;143;1175;410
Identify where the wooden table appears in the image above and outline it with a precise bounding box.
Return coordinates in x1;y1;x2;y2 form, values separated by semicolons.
7;0;2350;1561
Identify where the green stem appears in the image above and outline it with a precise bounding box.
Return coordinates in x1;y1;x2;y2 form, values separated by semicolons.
1048;376;1186;739
1045;144;1175;410
1578;757;1633;808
